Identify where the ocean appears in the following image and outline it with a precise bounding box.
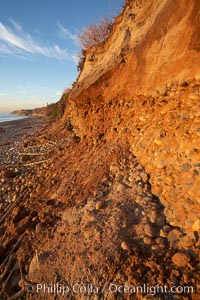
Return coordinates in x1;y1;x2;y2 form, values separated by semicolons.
0;114;28;123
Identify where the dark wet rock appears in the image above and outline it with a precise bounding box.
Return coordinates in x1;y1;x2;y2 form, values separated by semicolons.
73;135;81;143
1;169;17;179
180;163;192;172
144;223;159;238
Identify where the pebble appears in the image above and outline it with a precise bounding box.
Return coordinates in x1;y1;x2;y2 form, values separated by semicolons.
144;224;158;238
143;237;153;245
95;200;105;210
172;252;190;267
160;225;171;237
155;237;166;248
159;87;168;96
148;211;157;223
171;269;180;277
155;160;167;169
178;234;196;249
29;255;39;274
154;139;163;146
192;219;200;232
183;273;190;284
12;194;17;202
121;242;130;251
180;163;192;172
179;80;188;87
165;176;174;185
167;229;182;245
169;91;176;97
189;93;200;101
73;136;81;143
152;91;160;98
35;222;45;234
2;169;16;179
195;73;200;81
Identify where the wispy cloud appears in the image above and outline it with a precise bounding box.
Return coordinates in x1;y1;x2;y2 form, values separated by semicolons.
0;20;72;61
57;22;79;45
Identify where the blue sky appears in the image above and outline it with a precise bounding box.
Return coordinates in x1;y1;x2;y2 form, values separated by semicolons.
0;0;124;113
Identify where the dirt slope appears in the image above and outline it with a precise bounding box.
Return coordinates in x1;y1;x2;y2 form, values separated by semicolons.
0;0;200;299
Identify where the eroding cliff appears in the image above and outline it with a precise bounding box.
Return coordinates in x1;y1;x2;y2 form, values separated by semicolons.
71;0;200;98
0;1;200;299
64;0;200;234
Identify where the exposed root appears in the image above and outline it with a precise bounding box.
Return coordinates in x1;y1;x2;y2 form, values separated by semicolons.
0;262;17;298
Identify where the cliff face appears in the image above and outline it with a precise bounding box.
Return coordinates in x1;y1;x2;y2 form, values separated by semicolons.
64;0;200;234
72;0;200;98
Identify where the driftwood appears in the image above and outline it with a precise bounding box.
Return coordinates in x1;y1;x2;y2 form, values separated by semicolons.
47;140;57;145
0;233;25;270
0;255;16;285
6;289;24;300
0;201;17;225
4;259;26;300
22;159;48;166
0;262;17;297
18;258;24;289
8;147;16;151
23;144;41;149
0;189;29;226
0;235;26;298
4;200;15;214
19;152;44;156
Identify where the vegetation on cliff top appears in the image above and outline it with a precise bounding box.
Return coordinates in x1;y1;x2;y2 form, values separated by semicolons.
77;17;113;73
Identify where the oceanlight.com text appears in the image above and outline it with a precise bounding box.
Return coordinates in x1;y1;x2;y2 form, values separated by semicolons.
25;282;194;296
